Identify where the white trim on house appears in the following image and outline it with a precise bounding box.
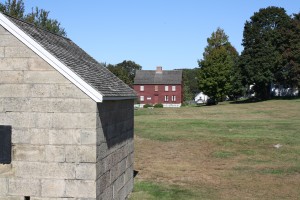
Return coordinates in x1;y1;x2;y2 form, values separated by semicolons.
163;103;181;108
0;13;103;102
134;103;181;108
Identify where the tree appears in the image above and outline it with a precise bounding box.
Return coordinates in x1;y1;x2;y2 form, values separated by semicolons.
280;13;300;92
182;68;199;101
198;28;239;102
106;60;142;87
0;0;24;18
0;0;66;36
25;7;66;36
239;7;291;99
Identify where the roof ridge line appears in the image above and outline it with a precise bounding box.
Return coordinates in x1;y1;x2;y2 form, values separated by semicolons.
1;12;70;40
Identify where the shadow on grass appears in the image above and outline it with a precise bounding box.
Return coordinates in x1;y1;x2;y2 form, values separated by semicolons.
230;98;263;104
271;96;300;101
230;96;300;104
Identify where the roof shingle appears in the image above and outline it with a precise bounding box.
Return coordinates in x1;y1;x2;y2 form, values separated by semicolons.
134;70;182;85
4;14;136;98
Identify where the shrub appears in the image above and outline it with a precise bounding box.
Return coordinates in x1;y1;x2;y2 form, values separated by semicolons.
206;99;218;105
181;102;188;107
143;104;153;108
154;103;163;108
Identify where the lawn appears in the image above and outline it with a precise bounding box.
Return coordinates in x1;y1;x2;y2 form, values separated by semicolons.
130;99;300;200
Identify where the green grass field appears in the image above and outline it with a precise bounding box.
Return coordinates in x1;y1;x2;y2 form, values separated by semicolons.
130;99;300;200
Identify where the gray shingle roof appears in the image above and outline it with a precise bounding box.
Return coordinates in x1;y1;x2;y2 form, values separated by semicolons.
134;70;182;85
5;14;136;98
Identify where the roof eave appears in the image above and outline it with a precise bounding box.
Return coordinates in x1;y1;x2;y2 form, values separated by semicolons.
0;13;103;103
103;96;137;101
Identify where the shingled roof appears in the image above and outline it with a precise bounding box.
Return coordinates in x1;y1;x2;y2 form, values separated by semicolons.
0;13;136;102
134;68;182;85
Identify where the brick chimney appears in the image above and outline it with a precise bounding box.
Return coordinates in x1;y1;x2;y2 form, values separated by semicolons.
156;66;163;73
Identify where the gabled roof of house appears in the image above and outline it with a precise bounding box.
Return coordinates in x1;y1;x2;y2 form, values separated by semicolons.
134;70;182;85
0;13;136;102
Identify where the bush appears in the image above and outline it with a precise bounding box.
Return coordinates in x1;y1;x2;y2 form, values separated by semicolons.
206;99;218;106
154;103;163;108
143;104;153;108
181;102;188;107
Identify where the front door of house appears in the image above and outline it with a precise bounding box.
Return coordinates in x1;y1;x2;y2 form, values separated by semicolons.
154;95;159;104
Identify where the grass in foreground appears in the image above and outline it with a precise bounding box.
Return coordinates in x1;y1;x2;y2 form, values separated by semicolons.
129;181;215;200
131;99;300;200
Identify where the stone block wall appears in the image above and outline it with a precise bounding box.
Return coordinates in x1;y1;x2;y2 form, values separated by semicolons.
0;25;134;199
96;100;134;199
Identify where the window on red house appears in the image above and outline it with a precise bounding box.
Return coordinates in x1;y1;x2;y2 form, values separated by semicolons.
172;95;176;102
164;95;169;102
140;86;144;91
140;96;144;101
172;86;176;91
165;86;169;91
155;85;158;91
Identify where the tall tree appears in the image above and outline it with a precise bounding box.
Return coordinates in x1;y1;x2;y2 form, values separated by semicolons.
25;7;66;36
280;13;300;92
0;0;24;18
0;0;66;36
107;60;142;87
198;28;239;102
182;68;199;101
239;6;291;99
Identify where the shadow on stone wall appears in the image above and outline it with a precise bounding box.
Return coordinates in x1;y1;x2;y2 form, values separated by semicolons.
97;99;134;149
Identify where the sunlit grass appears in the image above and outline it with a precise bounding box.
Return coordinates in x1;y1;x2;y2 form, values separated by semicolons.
132;99;300;199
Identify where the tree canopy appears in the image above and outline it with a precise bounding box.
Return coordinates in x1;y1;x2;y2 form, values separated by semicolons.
0;0;66;36
198;28;239;102
106;60;142;87
182;68;199;101
239;6;291;99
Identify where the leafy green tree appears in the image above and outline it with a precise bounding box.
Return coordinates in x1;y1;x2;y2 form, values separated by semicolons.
280;13;300;92
0;0;24;18
0;0;66;36
182;68;199;101
107;60;142;87
198;28;239;102
25;7;66;36
239;6;291;99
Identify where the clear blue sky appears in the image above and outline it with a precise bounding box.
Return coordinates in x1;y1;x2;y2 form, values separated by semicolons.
18;1;300;70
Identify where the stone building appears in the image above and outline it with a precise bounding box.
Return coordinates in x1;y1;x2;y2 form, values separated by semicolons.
0;13;136;199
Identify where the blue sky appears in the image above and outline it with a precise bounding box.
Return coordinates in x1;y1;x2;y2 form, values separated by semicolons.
18;1;300;70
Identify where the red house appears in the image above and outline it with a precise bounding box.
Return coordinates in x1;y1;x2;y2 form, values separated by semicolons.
134;66;183;107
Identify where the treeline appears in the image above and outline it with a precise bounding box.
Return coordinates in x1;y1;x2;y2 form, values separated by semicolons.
102;60;142;87
196;6;300;102
0;0;66;36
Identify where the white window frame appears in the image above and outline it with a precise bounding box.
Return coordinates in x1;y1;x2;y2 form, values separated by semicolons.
172;86;176;91
172;95;176;102
165;86;169;91
155;85;158;92
140;96;144;101
164;95;169;102
140;85;144;91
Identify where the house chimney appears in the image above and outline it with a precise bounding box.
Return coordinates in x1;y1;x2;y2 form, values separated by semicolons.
156;66;163;73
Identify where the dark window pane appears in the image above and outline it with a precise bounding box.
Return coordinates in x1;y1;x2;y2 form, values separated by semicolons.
0;125;12;164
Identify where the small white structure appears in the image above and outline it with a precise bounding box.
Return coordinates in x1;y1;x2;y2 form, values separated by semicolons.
271;83;299;97
195;92;208;104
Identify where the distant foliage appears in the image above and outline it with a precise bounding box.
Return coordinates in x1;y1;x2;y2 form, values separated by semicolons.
0;0;66;36
182;68;199;101
143;104;153;108
198;28;239;102
154;103;163;108
239;6;292;99
106;60;142;87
